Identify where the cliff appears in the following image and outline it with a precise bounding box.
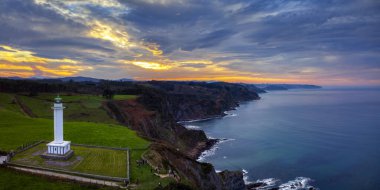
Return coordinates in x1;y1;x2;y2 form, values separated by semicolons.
145;143;246;190
140;81;260;121
102;81;260;189
1;79;260;189
104;81;260;158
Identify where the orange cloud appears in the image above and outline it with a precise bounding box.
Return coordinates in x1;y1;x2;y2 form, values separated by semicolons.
0;63;33;71
0;45;77;64
87;21;134;49
0;45;92;78
134;74;301;84
0;71;35;78
86;21;163;56
118;60;171;70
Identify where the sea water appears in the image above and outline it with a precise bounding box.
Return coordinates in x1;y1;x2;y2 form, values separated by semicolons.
185;88;380;190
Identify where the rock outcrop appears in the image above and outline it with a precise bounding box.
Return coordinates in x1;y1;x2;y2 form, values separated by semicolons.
145;143;246;190
219;170;246;190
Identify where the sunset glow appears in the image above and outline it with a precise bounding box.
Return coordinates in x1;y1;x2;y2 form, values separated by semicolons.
0;0;379;86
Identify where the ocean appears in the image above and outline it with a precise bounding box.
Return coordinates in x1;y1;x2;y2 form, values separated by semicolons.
184;88;380;190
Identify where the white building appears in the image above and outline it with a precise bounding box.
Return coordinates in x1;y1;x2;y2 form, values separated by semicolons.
46;96;72;156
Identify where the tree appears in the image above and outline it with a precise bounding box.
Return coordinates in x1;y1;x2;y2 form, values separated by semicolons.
102;88;114;99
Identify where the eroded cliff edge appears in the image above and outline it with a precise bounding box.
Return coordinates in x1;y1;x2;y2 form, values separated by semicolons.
103;81;261;189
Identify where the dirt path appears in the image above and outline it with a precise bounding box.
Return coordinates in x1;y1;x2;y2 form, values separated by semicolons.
13;96;36;117
9;166;126;188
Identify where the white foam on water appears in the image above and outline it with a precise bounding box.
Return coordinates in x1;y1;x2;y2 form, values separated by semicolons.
225;113;237;118
197;138;235;162
243;170;280;189
178;115;222;123
197;144;218;162
278;177;317;190
242;169;251;184
219;138;235;143
184;125;201;130
223;111;238;118
245;177;318;190
254;178;280;189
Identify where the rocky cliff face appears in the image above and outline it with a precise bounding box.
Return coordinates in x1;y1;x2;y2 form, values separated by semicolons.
219;170;246;190
104;81;260;158
103;81;260;189
145;143;246;190
140;81;260;121
104;99;213;159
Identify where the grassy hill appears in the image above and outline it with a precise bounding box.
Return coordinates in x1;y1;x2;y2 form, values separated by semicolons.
0;93;175;189
0;108;148;151
0;93;145;151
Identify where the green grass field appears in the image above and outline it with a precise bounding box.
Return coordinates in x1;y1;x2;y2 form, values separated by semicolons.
0;108;148;152
0;92;175;189
11;144;127;178
0;168;112;190
113;94;137;100
15;93;118;124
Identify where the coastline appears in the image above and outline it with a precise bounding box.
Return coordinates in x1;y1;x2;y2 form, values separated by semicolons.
190;138;219;160
181;106;242;161
186;89;327;190
177;114;227;124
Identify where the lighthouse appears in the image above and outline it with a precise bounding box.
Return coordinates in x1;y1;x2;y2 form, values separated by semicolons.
45;96;73;159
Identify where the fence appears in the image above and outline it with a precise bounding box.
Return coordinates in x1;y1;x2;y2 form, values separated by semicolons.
9;165;124;187
8;141;130;185
13;140;43;154
8;162;128;182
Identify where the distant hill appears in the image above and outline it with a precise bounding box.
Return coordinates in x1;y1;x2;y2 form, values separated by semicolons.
3;76;136;83
117;78;134;82
239;83;267;93
57;76;101;83
2;76;101;83
255;84;322;91
4;76;47;80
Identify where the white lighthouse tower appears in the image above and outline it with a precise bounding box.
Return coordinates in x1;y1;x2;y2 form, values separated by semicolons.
45;96;73;159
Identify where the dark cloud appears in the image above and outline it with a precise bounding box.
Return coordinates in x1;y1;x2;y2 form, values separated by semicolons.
0;0;85;43
180;63;209;69
122;0;219;27
182;29;236;51
23;38;115;53
0;0;379;84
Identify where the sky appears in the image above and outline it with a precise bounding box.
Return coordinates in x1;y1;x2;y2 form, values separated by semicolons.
0;0;379;86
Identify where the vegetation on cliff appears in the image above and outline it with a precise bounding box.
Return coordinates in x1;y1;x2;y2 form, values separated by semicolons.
0;78;263;189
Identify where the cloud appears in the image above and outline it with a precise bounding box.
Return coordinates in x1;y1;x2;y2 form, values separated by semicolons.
0;0;379;85
118;60;171;70
0;45;77;64
0;45;92;77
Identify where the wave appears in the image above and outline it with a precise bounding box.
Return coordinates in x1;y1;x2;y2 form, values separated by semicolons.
242;169;251;184
184;125;201;130
178;115;223;123
278;177;317;190
179;110;238;124
243;169;279;188
223;111;238;118
197;138;235;162
246;176;318;190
